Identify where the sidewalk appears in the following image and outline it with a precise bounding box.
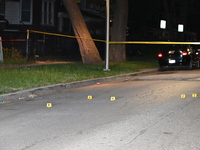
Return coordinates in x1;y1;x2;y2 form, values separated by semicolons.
0;61;158;103
0;61;75;69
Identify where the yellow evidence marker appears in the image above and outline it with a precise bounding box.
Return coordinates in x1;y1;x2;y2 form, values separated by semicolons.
192;94;198;97
181;94;186;98
46;103;52;108
110;97;116;101
87;95;93;100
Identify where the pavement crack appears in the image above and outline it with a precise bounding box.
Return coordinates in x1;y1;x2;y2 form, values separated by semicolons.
133;129;147;140
20;136;59;150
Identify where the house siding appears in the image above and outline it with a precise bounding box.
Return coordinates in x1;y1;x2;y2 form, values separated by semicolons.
0;0;5;18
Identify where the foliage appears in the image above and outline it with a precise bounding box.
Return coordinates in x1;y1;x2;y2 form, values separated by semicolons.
2;47;26;64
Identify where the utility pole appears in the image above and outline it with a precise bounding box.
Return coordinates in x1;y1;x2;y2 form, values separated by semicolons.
104;0;110;71
0;37;3;63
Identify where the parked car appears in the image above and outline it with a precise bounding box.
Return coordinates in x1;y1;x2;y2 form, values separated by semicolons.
158;45;200;71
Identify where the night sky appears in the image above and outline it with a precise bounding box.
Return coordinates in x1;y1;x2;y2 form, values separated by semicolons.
128;0;200;40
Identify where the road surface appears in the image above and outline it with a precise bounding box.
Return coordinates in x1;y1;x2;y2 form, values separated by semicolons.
1;70;200;150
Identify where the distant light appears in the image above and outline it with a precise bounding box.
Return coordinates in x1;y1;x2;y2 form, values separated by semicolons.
158;53;163;57
160;20;166;29
178;24;184;32
182;51;188;56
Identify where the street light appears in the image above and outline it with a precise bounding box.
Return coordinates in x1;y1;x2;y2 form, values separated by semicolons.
178;24;184;32
160;20;166;29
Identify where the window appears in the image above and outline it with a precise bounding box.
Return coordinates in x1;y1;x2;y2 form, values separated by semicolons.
58;12;71;34
5;0;20;24
5;0;32;24
42;0;55;25
21;0;32;24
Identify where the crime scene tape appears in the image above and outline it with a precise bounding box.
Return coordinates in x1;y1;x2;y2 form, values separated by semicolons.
28;30;200;45
109;41;200;45
28;30;106;43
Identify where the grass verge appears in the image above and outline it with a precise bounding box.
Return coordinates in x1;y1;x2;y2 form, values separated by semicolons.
0;59;158;94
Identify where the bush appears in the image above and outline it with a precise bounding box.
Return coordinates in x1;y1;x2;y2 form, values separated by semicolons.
2;47;26;63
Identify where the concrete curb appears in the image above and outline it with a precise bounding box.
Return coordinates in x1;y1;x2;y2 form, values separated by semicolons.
0;68;157;102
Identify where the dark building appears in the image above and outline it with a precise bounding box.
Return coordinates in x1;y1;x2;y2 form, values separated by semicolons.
0;0;105;60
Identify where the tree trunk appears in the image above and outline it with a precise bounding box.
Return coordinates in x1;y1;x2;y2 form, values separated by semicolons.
109;0;128;62
62;0;103;64
179;0;188;40
162;0;174;41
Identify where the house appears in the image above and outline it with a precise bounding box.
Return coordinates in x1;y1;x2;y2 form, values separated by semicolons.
0;0;106;60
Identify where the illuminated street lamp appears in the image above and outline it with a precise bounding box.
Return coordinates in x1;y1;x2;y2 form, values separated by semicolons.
160;20;166;29
178;24;184;32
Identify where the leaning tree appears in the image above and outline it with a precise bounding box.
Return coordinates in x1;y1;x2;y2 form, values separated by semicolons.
62;0;103;64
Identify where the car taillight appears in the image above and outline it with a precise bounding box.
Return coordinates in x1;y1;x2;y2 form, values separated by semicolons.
158;53;163;58
182;52;188;56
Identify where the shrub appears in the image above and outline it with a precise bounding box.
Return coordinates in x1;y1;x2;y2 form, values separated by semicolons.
2;47;26;63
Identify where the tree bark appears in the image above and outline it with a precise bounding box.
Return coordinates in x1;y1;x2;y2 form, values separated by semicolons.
162;0;174;41
62;0;103;64
109;0;128;62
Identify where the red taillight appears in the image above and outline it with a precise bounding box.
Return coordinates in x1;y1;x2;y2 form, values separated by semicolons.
158;53;163;58
182;52;188;56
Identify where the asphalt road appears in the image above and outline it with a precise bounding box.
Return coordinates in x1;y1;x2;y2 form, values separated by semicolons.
1;69;200;150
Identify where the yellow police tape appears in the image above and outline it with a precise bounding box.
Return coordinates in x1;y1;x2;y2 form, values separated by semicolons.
109;41;200;45
28;30;106;43
28;30;200;45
